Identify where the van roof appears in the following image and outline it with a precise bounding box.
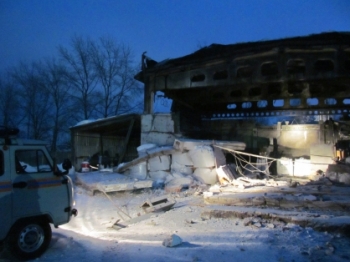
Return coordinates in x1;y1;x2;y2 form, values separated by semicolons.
0;138;48;146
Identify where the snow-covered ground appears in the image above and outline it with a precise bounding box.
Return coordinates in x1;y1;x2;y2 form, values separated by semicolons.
2;173;350;262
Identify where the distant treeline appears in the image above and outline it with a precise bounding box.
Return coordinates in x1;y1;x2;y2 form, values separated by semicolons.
0;35;144;154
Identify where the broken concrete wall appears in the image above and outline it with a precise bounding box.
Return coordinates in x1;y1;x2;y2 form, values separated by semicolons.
119;139;238;189
135;112;334;185
145;142;218;185
171;151;193;175
137;114;227;186
141;114;176;146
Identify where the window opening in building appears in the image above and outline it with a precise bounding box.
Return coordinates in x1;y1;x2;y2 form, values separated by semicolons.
242;102;252;109
257;100;268;108
343;99;350;105
273;99;284;107
307;98;318;106
290;98;301;107
227;103;237;109
324;98;337;105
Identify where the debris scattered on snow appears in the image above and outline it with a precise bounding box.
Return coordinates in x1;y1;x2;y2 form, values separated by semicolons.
162;234;183;247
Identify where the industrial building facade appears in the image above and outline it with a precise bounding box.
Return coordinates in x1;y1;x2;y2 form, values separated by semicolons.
135;32;350;175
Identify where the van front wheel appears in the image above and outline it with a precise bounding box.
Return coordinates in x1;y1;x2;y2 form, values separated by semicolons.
9;219;52;260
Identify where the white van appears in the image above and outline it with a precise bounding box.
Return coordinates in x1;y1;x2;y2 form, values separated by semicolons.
0;127;77;260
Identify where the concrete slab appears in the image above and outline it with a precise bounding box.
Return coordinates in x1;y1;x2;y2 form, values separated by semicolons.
75;171;153;195
116;146;176;173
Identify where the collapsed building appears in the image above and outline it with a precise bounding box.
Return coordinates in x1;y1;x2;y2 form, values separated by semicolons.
70;32;350;235
134;31;350;180
71;32;350;187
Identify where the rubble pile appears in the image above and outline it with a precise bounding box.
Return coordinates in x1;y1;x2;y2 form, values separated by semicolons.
74;113;350;238
115;138;246;193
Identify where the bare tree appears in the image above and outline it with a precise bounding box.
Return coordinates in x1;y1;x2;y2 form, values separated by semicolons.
91;37;143;117
113;45;143;115
12;62;52;140
0;72;24;127
40;58;75;154
58;35;98;120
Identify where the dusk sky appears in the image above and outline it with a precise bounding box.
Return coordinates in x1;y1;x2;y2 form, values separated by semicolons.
1;0;350;72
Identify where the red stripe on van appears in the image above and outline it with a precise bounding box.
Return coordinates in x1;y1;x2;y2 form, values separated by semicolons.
27;178;62;189
0;181;12;192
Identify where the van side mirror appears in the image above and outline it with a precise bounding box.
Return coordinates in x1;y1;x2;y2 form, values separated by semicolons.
54;159;72;176
62;159;72;171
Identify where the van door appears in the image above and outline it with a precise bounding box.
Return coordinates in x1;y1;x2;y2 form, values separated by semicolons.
0;149;12;240
10;147;70;225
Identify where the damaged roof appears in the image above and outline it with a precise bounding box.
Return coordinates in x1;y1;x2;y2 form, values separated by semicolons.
136;32;350;114
137;32;350;75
